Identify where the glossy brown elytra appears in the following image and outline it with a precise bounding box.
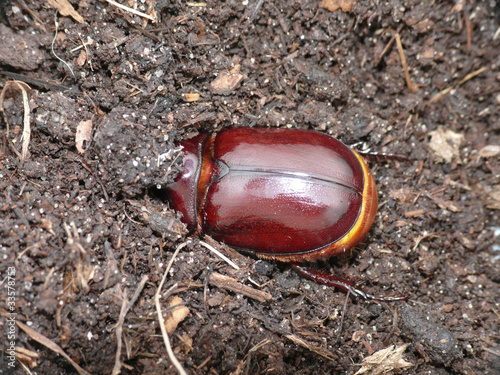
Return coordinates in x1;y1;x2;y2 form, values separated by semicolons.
165;127;406;301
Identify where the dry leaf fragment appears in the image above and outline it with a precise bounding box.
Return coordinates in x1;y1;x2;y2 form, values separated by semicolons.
179;334;193;354
16;346;40;369
415;19;433;33
476;145;500;162
355;344;413;375
320;0;354;12
210;64;246;95
420;47;435;59
428;127;464;163
40;218;55;235
164;296;190;334
452;0;465;12
76;50;87;66
75;119;93;153
0;80;32;161
47;0;84;24
352;330;366;342
484;185;500;210
388;187;416;204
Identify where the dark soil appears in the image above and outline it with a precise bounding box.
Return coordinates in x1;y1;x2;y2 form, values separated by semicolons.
1;0;499;374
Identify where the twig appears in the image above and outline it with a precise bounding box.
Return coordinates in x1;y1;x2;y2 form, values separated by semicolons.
246;0;265;25
236;338;271;373
155;243;188;375
0;307;90;375
208;272;272;303
284;333;335;361
429;66;487;103
112;289;128;375
52;11;75;77
374;24;404;66
18;82;30;161
458;66;487;85
463;11;472;53
336;290;350;342
483;347;500;357
0;71;68;91
199;240;239;270
106;0;156;21
112;275;148;375
491;306;500;320
199;240;261;286
395;33;418;93
17;0;47;32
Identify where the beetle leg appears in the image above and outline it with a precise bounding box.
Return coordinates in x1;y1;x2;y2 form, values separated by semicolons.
357;150;410;163
291;263;407;302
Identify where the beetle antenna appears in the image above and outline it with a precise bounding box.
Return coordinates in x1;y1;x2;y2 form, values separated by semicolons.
347;141;409;163
358;150;410;163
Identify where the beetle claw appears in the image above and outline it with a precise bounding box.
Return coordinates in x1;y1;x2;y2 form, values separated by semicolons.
292;263;407;302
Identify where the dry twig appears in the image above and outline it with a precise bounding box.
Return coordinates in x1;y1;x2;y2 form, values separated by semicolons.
395;33;418;93
199;240;261;287
284;334;335;361
112;275;149;375
429;67;487;103
155;243;188;375
199;240;239;270
374;24;404;66
0;307;90;375
106;0;156;21
463;11;472;53
208;272;272;303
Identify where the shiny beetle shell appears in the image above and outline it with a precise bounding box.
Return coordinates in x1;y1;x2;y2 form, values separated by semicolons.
165;127;378;263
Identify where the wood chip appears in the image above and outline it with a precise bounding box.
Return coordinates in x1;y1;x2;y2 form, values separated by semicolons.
184;93;200;102
320;0;354;12
404;209;425;218
427;194;462;212
210;64;246;95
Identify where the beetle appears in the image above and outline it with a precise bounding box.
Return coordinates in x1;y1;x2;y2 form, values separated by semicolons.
165;127;405;301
